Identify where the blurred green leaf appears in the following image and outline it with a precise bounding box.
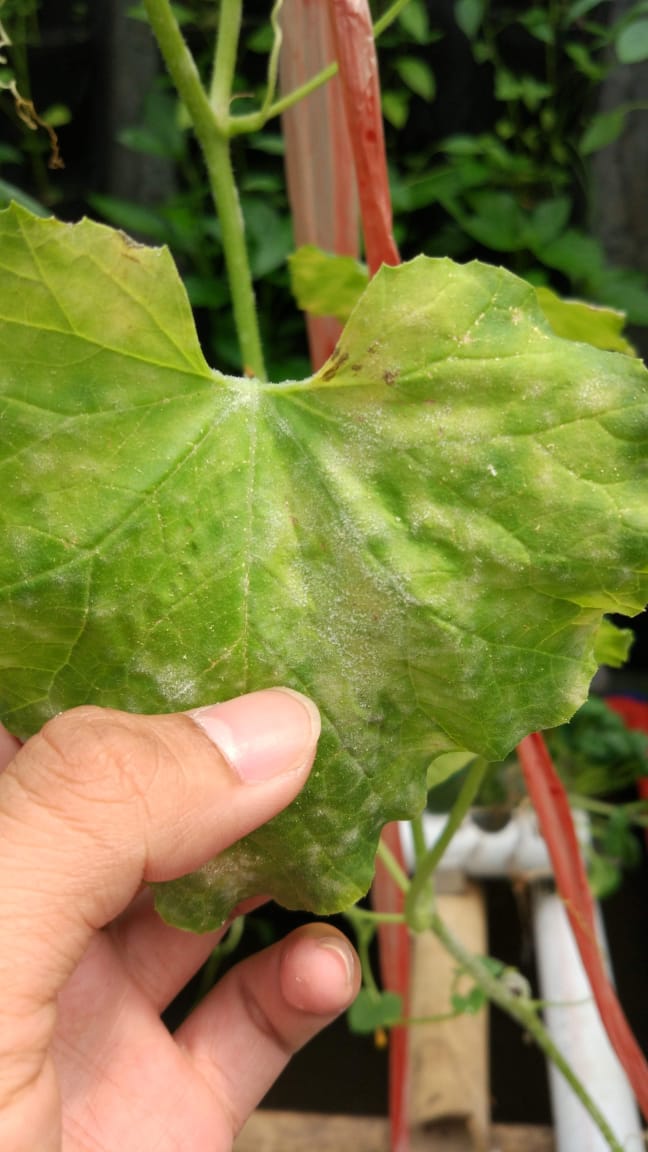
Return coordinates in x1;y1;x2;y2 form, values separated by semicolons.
243;198;293;278
382;88;410;128
0;178;48;216
288;245;368;322
395;56;436;102
566;0;610;22
547;698;648;797
587;852;621;899
455;0;485;39
595;266;648;326
495;69;551;110
0;142;22;163
397;0;431;43
537;229;605;280
348;989;403;1034
183;274;230;311
565;41;607;80
593;619;635;667
88;194;170;243
42;103;71;128
535;286;634;354
581;107;628;154
616;18;648;62
518;8;554;43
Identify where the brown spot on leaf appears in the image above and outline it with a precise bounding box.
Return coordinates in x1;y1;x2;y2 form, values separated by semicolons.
320;348;350;381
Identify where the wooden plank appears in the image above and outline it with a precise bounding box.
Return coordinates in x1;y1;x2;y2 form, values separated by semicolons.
234;1110;389;1152
408;885;489;1150
234;1112;558;1152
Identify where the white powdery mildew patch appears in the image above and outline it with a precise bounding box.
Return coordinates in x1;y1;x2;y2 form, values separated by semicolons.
132;654;199;707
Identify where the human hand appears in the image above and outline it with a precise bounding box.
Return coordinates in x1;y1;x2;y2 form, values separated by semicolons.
0;689;360;1152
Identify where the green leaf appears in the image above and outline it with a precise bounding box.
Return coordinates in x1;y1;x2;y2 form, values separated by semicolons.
616;18;648;62
450;985;487;1015
566;1;610;23
1;206;648;931
288;245;369;323
565;41;607;81
593;265;648;326
0;178;48;217
455;0;485;39
88;195;170;244
593;619;634;668
517;8;554;44
547;697;648;795
242;198;293;279
580;108;629;155
534;286;634;354
397;0;430;43
394;57;436;102
347;989;403;1033
588;851;622;899
537;229;606;281
381;88;410;129
494;70;551;110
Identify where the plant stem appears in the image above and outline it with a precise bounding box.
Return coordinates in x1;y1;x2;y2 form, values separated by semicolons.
430;909;625;1152
142;0;266;380
230;0;416;135
411;811;427;866
260;0;285;118
345;907;407;926
376;837;410;894
208;133;267;379
570;792;648;827
405;757;489;930
209;0;242;121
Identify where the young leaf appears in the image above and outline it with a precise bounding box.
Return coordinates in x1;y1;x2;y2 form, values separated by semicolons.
288;245;368;322
534;286;635;354
1;206;648;931
347;988;403;1034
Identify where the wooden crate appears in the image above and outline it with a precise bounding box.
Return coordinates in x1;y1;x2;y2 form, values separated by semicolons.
235;886;557;1152
234;1111;556;1151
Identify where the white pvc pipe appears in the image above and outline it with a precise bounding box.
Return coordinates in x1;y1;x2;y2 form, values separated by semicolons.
532;884;644;1152
399;813;645;1151
399;807;579;878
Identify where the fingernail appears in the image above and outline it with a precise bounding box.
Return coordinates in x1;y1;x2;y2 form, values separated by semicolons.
187;688;320;783
317;936;355;988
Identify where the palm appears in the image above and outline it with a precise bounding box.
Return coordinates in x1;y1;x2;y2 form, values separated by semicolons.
54;927;228;1151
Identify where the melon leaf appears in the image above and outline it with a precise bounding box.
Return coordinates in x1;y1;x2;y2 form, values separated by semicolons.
1;205;647;930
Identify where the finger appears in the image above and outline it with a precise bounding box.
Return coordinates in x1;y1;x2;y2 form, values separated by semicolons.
108;889;224;1009
0;689;319;1099
108;891;267;1012
175;924;360;1133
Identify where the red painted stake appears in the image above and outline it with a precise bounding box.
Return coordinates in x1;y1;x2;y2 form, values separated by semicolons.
326;0;400;275
323;5;406;1146
371;822;411;1152
280;0;360;369
517;731;648;1119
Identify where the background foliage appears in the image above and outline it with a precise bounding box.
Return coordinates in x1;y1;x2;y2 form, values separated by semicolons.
3;1;648;375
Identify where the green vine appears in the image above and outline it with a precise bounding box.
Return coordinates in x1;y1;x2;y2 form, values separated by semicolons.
142;0;266;379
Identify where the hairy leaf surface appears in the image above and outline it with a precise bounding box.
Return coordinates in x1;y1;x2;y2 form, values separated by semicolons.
1;205;647;929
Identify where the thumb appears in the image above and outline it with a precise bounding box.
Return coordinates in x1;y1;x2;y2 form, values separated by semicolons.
0;688;319;1021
